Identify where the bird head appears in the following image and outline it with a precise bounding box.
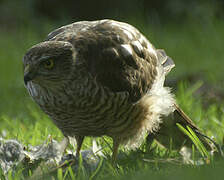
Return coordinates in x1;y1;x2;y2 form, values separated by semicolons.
23;41;75;87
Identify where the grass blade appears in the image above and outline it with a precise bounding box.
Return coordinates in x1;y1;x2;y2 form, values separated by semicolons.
176;123;209;159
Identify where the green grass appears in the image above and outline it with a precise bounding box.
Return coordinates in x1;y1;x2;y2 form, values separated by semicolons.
0;20;224;179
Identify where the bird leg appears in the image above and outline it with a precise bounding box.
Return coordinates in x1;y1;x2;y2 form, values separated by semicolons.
112;138;121;164
55;136;84;169
75;135;85;158
146;133;156;151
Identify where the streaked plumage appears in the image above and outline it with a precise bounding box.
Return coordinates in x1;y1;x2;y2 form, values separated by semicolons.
23;20;213;161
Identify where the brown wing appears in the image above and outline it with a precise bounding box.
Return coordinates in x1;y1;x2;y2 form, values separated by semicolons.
46;20;174;102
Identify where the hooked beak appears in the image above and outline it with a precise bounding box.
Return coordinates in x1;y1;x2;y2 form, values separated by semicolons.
24;73;33;85
24;64;35;85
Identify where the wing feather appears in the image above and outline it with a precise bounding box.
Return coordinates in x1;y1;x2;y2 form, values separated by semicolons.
46;20;173;102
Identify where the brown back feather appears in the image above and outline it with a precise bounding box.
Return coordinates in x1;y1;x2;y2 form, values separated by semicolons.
46;20;172;102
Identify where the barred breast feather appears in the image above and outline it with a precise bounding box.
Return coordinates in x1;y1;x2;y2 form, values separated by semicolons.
27;20;176;149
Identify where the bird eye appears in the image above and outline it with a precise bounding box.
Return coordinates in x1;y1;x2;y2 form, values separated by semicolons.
44;59;54;69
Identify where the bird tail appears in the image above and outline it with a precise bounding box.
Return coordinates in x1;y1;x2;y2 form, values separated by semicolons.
174;104;222;155
156;49;175;75
147;104;223;156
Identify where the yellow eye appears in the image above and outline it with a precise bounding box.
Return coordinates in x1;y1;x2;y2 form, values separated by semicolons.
44;59;54;69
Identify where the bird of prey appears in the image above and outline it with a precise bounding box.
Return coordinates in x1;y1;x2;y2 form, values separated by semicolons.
23;20;214;162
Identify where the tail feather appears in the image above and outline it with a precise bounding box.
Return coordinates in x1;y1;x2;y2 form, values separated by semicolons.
156;49;175;75
174;104;217;151
147;104;222;155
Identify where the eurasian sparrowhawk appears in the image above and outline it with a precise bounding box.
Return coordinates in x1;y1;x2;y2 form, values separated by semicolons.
23;20;214;162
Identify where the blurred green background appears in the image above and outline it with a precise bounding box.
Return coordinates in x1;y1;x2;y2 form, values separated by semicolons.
0;0;224;116
1;0;224;142
0;0;224;178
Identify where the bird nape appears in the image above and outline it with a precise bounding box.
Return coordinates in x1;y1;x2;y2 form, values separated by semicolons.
22;19;218;163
